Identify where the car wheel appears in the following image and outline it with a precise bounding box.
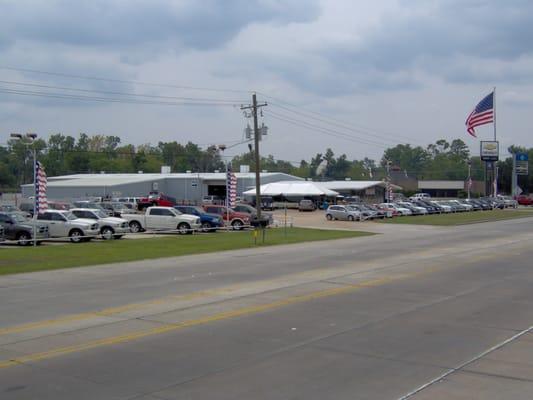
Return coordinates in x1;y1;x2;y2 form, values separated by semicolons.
69;229;83;243
16;231;32;246
231;220;243;230
177;222;191;235
129;221;142;233
201;222;212;233
101;227;114;240
326;214;333;221
347;215;354;221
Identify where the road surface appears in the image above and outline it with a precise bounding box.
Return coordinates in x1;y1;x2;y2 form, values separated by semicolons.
0;217;532;399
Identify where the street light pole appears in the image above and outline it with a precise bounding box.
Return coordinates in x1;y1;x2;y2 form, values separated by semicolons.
10;133;38;247
467;160;472;200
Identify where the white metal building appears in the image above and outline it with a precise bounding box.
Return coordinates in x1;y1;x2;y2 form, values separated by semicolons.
21;172;303;202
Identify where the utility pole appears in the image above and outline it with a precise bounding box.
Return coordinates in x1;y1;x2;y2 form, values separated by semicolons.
241;93;267;218
467;159;472;200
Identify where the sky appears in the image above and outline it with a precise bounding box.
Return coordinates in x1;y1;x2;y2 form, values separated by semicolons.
1;0;532;165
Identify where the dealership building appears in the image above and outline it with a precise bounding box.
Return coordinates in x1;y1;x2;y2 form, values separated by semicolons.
21;172;303;202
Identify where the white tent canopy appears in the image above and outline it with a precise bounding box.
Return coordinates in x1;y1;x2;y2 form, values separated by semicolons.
243;181;339;197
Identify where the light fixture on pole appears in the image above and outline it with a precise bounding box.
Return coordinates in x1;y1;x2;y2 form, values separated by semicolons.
10;132;38;247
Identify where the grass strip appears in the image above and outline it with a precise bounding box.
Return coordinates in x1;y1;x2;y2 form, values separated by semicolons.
377;209;533;226
0;227;373;276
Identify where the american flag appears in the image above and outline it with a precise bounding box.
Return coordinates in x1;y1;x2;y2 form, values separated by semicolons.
226;164;237;208
465;92;494;138
35;161;48;214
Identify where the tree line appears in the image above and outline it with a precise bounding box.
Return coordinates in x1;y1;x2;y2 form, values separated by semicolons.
1;133;531;194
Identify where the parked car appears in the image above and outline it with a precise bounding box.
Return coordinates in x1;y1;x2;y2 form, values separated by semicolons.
232;203;273;227
470;198;492;210
459;199;481;211
0;212;49;245
447;199;471;212
379;203;412;216
0;224;4;243
201;195;224;205
516;195;533;206
138;192;176;210
430;201;453;213
411;200;438;214
47;201;72;211
19;202;36;217
0;204;20;213
73;201;110;216
326;205;361;221
122;206;200;234
365;204;390;218
202;205;251;230
409;193;431;201
298;199;316;212
174;205;224;232
99;201;130;217
37;210;99;243
375;203;400;217
347;203;379;220
70;208;129;240
396;201;428;215
497;195;518;209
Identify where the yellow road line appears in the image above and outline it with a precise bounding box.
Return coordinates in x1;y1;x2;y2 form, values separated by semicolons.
0;276;394;369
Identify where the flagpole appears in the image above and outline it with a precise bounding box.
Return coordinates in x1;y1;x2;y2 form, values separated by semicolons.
493;86;497;141
493;87;497;196
33;149;37;247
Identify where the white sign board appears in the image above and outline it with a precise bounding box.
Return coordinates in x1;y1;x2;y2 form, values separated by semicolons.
480;141;499;161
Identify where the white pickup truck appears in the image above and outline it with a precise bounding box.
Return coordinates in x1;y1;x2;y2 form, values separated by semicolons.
121;206;201;234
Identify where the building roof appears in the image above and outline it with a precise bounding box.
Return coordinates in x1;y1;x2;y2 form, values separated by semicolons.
319;180;402;191
23;172;302;188
418;180;465;190
243;181;339;197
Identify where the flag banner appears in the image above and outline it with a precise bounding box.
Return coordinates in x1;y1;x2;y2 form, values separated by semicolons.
466;92;494;137
35;161;48;214
226;164;237;208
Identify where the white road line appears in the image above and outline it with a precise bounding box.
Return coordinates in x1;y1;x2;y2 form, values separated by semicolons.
397;325;533;400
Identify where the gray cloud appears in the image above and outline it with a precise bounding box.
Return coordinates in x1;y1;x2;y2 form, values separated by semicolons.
0;0;320;51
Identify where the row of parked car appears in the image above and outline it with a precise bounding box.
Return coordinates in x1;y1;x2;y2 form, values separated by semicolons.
324;196;518;222
0;201;273;246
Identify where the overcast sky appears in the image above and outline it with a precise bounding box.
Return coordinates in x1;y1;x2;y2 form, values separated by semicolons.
1;0;532;164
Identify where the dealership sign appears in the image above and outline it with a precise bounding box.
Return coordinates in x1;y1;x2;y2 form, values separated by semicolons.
480;141;499;161
516;152;529;175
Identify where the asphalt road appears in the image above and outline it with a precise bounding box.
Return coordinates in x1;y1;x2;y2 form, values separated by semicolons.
1;217;532;399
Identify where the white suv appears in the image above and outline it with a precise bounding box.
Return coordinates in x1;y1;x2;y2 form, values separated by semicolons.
409;193;431;201
37;210;100;243
70;208;129;240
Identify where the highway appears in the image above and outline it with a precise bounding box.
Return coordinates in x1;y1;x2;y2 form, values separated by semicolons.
0;217;532;399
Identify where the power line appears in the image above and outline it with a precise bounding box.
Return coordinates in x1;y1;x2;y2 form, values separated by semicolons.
0;87;242;107
259;92;423;144
264;109;393;149
0;80;247;103
0;66;250;94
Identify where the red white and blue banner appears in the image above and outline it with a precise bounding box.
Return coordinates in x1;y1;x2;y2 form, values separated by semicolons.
466;92;494;138
35;161;48;214
226;164;237;208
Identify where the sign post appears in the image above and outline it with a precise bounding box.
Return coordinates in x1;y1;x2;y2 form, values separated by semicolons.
480;141;499;196
513;153;529;197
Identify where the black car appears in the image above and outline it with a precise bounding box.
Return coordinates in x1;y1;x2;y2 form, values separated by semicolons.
0;212;49;245
412;200;437;214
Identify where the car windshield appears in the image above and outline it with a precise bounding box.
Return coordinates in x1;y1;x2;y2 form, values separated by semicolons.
59;212;76;220
94;210;108;218
190;207;203;214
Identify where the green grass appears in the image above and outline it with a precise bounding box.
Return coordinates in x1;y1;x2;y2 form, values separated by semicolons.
0;227;374;276
377;209;533;226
